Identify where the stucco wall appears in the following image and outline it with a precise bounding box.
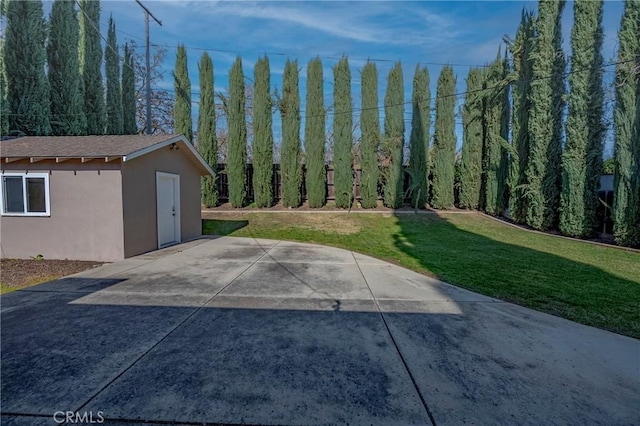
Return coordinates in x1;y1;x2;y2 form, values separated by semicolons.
0;160;125;261
121;144;202;258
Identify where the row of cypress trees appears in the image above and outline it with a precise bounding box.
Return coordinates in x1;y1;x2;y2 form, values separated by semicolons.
183;0;637;245
216;56;445;209
1;0;136;137
458;0;639;247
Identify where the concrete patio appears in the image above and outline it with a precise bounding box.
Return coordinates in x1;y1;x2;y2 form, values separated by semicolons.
1;237;638;425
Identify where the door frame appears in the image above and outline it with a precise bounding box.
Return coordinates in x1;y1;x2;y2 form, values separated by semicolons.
156;171;181;249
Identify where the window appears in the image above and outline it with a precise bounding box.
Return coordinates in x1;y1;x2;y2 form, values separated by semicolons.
1;173;50;216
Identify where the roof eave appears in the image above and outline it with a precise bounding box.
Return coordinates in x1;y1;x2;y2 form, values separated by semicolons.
1;156;124;163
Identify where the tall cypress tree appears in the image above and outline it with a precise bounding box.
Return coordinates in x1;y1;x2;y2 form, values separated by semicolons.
79;0;104;135
526;0;566;230
305;57;326;208
280;59;302;208
105;15;123;135
431;65;457;209
173;45;192;142
359;61;380;209
47;0;86;136
497;51;511;215
227;57;247;208
4;0;50;135
1;41;9;136
459;67;484;209
333;57;353;208
382;62;405;209
252;55;273;208
483;52;507;216
408;64;430;209
560;0;605;237
613;0;640;247
122;43;136;135
508;10;535;223
198;52;217;207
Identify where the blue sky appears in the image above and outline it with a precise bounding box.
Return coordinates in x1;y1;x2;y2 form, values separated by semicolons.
50;1;627;156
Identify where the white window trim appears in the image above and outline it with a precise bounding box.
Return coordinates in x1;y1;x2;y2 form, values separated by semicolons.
0;172;51;217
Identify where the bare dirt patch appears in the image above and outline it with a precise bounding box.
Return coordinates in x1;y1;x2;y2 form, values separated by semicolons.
0;259;103;293
202;211;363;235
287;214;362;234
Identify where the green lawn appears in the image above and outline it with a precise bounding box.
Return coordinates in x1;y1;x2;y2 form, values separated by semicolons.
202;211;640;339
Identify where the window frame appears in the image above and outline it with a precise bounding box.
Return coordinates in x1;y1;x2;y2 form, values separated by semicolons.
0;172;51;217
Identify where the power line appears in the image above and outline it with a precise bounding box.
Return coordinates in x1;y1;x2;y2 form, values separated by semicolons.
75;0;126;65
299;57;637;120
153;56;632;122
8;57;633;122
151;41;495;69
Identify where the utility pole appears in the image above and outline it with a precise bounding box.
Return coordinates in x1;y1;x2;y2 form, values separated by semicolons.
135;0;162;135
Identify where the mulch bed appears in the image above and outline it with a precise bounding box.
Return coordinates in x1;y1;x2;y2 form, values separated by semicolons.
0;258;103;292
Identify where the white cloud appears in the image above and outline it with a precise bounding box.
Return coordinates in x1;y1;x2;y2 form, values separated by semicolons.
180;1;459;46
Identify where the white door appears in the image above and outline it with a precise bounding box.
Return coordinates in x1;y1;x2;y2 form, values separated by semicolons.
156;172;180;248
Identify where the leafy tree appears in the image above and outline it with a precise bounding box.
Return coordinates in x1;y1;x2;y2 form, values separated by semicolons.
613;0;640;246
333;57;353;208
560;0;605;237
459;67;484;209
359;61;380;209
227;57;247;208
382;62;405;208
305;57;326;208
105;15;123;134
4;0;50;135
122;43;137;134
525;0;566;229
173;44;192;141
508;10;535;223
126;40;174;134
78;0;105;135
280;59;302;207
431;65;457;209
198;52;217;207
48;0;86;135
252;55;273;208
408;64;430;209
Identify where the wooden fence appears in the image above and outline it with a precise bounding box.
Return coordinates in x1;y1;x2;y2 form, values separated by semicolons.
215;164;414;203
213;164;613;234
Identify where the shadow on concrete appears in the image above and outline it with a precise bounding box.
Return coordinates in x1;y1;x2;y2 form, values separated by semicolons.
391;212;640;338
201;219;248;236
2;275;638;426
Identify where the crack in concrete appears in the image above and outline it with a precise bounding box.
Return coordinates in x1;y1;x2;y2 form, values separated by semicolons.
72;240;282;417
352;250;438;426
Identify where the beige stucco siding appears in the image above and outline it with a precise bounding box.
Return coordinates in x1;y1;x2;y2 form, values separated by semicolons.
0;160;125;261
121;144;202;258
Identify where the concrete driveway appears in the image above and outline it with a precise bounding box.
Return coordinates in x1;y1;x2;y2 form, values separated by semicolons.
1;237;638;425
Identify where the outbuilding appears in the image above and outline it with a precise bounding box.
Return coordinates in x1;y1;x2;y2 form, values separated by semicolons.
0;134;213;261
